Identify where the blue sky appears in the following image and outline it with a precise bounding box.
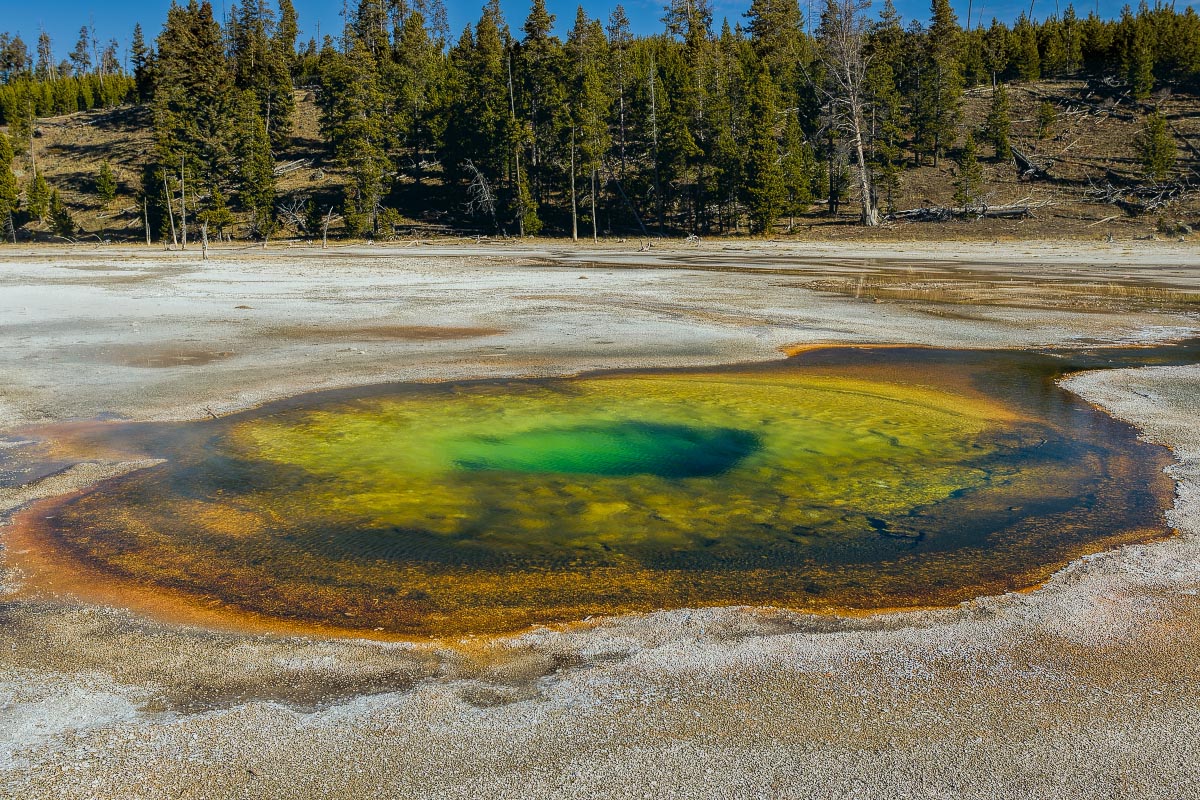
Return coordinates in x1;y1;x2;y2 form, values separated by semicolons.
4;0;1194;63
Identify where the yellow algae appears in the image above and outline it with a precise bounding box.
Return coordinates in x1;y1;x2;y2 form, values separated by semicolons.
226;374;1012;546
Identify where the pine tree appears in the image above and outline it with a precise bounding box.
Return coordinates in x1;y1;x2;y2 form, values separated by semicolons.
318;34;388;236
780;112;818;225
566;8;611;241
1127;10;1155;100
230;1;295;151
866;0;906;211
662;0;715;233
516;165;542;235
1036;101;1056;139
706;21;746;233
607;6;633;178
1039;17;1067;77
985;84;1011;160
392;5;447;181
953;133;983;207
276;0;299;71
0;133;18;241
200;186;235;239
1011;13;1040;81
130;24;154;102
982;18;1009;86
960;27;988;86
26;170;50;221
742;65;783;234
745;0;807;99
1134;112;1175;182
914;0;963;165
518;0;568;210
1062;5;1084;74
153;1;238;187
442;1;520;230
96;162;117;204
48;189;75;237
232;89;276;238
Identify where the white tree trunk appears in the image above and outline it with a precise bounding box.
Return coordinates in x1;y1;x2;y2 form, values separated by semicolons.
570;127;578;242
852;112;879;226
591;168;598;242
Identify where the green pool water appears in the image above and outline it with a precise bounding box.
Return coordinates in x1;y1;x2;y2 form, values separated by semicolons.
38;345;1182;636
449;422;759;478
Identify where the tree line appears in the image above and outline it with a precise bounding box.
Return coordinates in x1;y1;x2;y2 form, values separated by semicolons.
0;0;1198;242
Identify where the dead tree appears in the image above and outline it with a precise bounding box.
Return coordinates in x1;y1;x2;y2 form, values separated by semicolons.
887;198;1047;221
322;207;335;249
179;156;187;249
1012;146;1052;180
817;0;879;227
463;160;499;234
1086;176;1194;215
162;172;178;249
277;197;309;235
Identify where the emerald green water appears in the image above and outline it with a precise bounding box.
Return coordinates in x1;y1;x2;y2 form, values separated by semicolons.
450;422;759;477
37;344;1186;636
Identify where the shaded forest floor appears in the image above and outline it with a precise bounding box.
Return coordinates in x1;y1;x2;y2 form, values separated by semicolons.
5;78;1200;244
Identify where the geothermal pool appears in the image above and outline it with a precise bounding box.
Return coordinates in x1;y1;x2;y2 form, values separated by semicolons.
22;345;1183;636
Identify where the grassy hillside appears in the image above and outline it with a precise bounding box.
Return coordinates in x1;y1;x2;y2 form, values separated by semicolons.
5;79;1199;244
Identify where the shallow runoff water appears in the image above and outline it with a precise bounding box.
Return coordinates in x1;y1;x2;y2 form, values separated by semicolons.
26;342;1199;636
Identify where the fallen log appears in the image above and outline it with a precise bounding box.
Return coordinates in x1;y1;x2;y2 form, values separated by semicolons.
272;159;313;177
886;203;1035;222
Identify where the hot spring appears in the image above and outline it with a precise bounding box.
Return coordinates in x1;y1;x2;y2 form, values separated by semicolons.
24;345;1184;636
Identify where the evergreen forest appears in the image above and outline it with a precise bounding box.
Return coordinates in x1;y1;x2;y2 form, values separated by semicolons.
0;0;1198;242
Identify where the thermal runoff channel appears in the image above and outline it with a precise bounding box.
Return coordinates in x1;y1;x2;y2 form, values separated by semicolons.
40;348;1174;635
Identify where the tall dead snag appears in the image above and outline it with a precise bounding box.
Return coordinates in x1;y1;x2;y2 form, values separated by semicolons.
322;208;334;249
817;0;879;227
463;160;500;234
162;172;178;248
179;157;187;250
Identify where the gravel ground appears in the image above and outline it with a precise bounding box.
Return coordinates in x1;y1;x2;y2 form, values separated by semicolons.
1;242;1199;799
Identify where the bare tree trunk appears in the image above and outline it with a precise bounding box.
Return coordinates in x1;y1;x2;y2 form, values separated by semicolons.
570;127;578;242
144;197;151;245
508;55;524;237
649;51;663;235
322;207;333;249
591;168;598;242
852;116;879;226
818;0;879;227
163;172;178;249
201;222;209;260
179;157;187;250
